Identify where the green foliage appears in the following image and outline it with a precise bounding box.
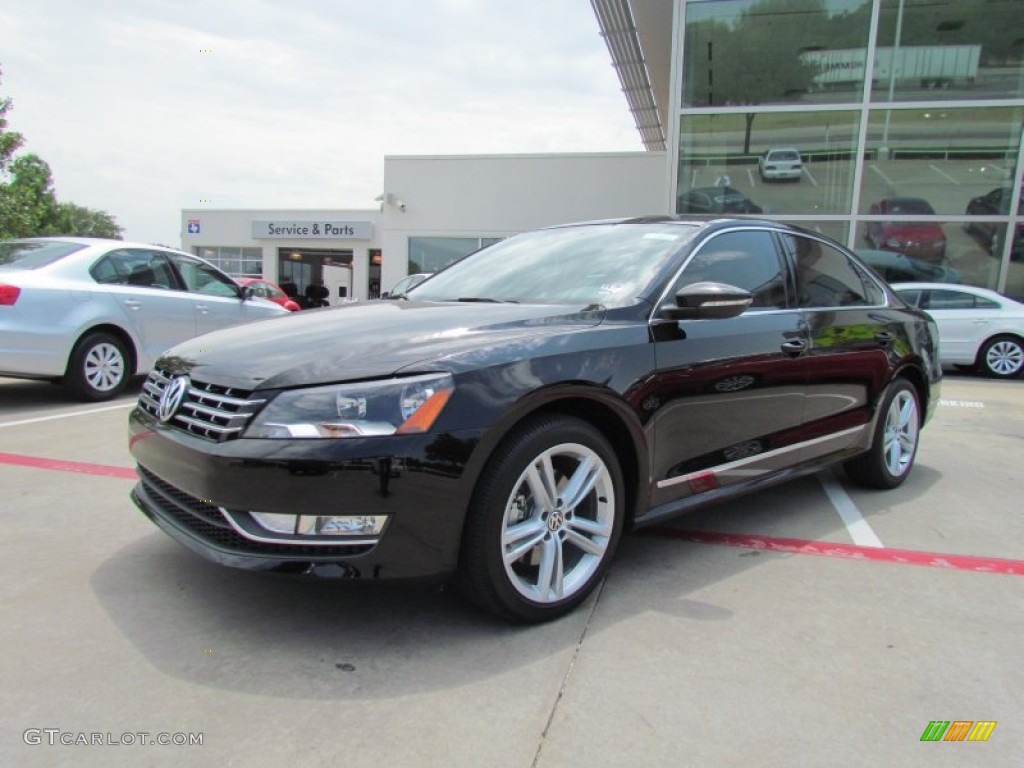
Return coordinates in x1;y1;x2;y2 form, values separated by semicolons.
0;64;123;240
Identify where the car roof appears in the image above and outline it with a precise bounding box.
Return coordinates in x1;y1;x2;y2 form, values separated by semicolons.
766;146;800;153
11;236;190;255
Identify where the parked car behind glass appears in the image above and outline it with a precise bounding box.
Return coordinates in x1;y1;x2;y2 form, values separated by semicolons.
758;147;803;182
677;186;763;214
893;282;1024;378
964;186;1024;259
0;237;289;400
866;197;947;263
129;217;940;623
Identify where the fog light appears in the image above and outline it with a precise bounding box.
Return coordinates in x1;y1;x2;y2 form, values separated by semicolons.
251;512;387;537
249;512;296;534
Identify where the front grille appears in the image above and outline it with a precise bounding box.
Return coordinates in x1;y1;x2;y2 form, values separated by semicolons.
138;369;266;441
136;466;373;557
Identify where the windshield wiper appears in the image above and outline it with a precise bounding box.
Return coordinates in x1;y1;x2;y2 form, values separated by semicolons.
454;297;519;303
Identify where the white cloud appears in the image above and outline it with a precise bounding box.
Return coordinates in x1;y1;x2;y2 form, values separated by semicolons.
0;0;640;246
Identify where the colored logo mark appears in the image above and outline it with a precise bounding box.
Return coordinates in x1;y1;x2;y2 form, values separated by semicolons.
920;720;996;742
187;219;201;234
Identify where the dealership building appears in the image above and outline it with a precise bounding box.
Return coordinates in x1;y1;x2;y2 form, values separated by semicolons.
182;0;1024;302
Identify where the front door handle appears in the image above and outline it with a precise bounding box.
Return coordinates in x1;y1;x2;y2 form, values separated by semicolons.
781;340;806;357
123;300;141;310
875;331;895;346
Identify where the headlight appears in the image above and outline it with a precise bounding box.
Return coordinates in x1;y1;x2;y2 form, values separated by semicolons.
245;373;455;439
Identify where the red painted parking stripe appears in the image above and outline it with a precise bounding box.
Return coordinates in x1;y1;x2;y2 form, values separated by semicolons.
0;452;137;480
2;449;1020;575
643;528;1024;576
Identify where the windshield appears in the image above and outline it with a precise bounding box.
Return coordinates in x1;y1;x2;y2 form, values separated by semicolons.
409;223;697;307
0;240;87;269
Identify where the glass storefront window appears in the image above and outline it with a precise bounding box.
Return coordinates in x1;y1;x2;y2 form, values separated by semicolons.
874;0;1024;102
855;217;1005;290
678;111;860;216
194;246;263;277
681;0;873;107
860;106;1023;215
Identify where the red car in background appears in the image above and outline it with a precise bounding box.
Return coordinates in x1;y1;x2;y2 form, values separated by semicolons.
865;197;947;263
238;278;301;311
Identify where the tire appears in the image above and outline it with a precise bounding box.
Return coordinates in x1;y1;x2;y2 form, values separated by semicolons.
978;336;1024;379
456;414;625;623
844;379;920;490
66;332;130;401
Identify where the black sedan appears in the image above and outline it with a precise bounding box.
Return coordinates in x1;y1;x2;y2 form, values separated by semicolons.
129;217;941;622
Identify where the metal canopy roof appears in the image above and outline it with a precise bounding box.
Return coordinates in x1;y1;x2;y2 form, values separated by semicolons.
591;0;672;151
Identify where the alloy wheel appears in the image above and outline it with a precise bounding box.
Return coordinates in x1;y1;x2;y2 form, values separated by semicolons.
501;442;615;604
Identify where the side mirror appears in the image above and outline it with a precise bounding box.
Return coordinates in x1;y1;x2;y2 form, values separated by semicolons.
240;285;255;301
381;291;391;298
658;281;752;320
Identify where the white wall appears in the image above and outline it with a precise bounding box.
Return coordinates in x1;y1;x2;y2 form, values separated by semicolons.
377;152;668;289
179;152;671;298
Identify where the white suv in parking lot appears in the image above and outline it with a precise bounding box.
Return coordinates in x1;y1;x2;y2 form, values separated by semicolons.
759;147;803;182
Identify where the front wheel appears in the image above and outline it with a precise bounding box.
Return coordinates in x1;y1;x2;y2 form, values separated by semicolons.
66;332;130;401
844;379;920;490
978;336;1024;378
456;415;624;623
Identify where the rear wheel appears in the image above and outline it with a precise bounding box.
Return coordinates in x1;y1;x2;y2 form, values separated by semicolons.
978;336;1024;378
456;415;624;623
66;332;129;401
845;379;920;490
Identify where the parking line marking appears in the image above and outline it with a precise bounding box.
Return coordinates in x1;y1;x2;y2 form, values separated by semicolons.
820;472;883;548
0;452;137;480
928;164;960;185
642;528;1024;576
803;167;818;187
0;402;135;429
869;164;894;185
939;399;985;408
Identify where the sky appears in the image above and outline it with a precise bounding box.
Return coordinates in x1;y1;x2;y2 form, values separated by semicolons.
0;0;642;247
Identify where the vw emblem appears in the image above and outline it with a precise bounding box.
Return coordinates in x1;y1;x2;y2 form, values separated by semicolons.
157;376;190;423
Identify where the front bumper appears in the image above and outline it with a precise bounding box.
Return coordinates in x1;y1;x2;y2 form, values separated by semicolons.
129;407;485;580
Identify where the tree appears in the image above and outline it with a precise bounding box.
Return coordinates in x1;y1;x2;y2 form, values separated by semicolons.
1;64;123;240
683;0;823;153
45;202;122;238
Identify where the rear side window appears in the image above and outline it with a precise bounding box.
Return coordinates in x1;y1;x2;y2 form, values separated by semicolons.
781;234;873;308
0;241;87;269
922;290;1000;310
676;230;789;310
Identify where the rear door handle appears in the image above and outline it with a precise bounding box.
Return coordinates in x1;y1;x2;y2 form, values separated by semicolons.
123;300;141;310
875;331;895;346
195;304;209;314
781;340;806;357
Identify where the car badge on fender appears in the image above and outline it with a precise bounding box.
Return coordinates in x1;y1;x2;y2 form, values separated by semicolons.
158;376;190;423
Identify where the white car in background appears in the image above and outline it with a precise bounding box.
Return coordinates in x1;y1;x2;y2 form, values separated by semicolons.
0;237;289;400
893;282;1024;378
758;147;803;182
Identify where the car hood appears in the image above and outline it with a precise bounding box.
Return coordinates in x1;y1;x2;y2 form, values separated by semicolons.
157;300;606;390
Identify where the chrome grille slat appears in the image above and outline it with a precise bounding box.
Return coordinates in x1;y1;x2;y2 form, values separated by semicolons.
137;368;264;442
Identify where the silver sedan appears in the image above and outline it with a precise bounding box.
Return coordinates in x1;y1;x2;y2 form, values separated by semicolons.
0;237;288;400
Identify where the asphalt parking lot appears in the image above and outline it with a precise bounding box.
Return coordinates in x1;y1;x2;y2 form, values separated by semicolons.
1;372;1021;767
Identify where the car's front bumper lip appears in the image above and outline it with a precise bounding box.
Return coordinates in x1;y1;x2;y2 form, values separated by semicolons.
129;409;485;580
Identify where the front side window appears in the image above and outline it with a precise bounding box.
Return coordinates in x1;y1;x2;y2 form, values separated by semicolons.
174;256;239;297
781;234;873;308
674;230;789;310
